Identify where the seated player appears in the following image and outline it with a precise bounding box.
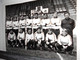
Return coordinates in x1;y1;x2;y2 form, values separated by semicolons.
17;29;25;48
56;29;73;54
8;30;16;47
34;27;45;50
46;28;57;51
25;28;34;50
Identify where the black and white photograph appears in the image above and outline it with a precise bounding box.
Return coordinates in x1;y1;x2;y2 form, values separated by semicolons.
0;0;77;60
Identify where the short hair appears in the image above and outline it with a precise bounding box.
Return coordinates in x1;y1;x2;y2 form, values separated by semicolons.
27;28;32;31
37;27;42;30
64;12;70;15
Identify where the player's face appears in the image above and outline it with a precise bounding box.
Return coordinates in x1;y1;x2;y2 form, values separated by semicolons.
28;29;32;34
37;29;41;33
19;29;23;33
34;14;38;18
62;30;67;36
21;15;24;20
10;30;13;34
23;16;26;20
26;16;28;19
65;13;69;19
48;29;52;34
13;17;17;21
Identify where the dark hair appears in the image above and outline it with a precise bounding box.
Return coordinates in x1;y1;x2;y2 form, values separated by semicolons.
37;26;42;30
54;11;58;14
64;12;70;15
27;28;32;31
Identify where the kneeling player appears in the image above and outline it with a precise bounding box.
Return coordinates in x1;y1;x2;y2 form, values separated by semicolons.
17;29;25;48
46;29;57;51
56;29;73;54
34;27;45;50
8;30;16;47
25;28;34;50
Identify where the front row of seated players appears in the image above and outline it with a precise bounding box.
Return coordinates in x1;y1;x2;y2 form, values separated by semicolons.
8;29;25;48
7;28;73;54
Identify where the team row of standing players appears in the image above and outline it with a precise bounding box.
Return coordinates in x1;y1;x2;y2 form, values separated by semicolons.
6;12;75;53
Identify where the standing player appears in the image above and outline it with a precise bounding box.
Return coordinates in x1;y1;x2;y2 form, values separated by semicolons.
6;16;13;35
19;15;26;30
25;16;33;28
50;12;61;38
33;13;41;33
12;15;19;36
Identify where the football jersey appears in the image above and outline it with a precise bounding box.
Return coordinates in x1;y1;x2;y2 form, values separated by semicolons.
25;33;34;42
19;20;25;28
13;21;19;29
8;32;16;40
26;19;33;28
51;17;61;26
58;34;72;46
17;32;25;40
6;21;12;29
46;33;56;43
41;19;50;26
33;18;41;26
35;32;44;41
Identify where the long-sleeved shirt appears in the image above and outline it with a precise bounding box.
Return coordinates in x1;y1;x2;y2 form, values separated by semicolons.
8;32;16;40
46;33;56;44
35;32;44;41
13;21;19;29
58;34;72;46
61;18;75;30
33;18;41;26
51;17;61;26
25;33;34;42
41;19;50;26
6;21;13;29
17;32;25;40
19;19;25;28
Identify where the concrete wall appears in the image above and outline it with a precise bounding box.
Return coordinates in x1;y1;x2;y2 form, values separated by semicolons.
0;0;6;51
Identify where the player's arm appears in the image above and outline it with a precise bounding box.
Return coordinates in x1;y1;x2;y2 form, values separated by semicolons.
57;35;62;45
8;33;10;40
14;33;16;40
68;35;72;46
42;32;44;41
46;34;49;44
